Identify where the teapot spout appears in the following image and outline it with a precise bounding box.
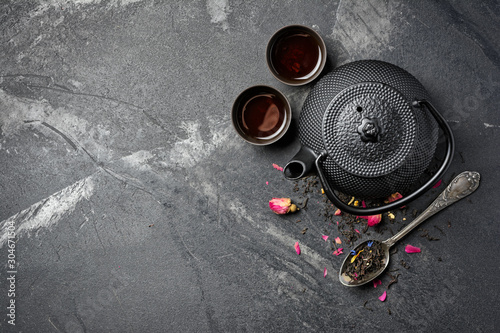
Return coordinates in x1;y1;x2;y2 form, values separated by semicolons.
284;146;318;180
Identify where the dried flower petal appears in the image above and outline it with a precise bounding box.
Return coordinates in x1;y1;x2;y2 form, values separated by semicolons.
350;249;364;263
433;179;442;188
358;214;382;227
333;248;343;256
373;279;382;288
385;192;403;203
335;237;342;245
269;198;292;214
355;229;360;234
294;241;301;255
323;267;327;278
334;209;342;216
378;291;387;302
272;163;283;172
367;241;373;247
322;235;329;242
405;244;421;253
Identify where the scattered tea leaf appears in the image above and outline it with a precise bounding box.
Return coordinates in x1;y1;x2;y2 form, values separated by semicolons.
400;260;410;269
386;272;401;289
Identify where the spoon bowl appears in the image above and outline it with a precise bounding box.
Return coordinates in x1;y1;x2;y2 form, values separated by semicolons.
339;171;481;287
339;240;390;287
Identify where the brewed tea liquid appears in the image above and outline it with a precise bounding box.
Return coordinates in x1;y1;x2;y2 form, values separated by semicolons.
241;93;286;139
271;32;322;81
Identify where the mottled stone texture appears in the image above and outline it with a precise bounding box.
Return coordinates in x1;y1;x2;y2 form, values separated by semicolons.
1;0;499;332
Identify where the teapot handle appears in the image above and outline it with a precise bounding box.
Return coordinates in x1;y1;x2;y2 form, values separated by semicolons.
316;98;455;216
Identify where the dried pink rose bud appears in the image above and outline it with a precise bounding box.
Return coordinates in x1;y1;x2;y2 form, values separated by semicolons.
269;198;297;214
334;208;342;216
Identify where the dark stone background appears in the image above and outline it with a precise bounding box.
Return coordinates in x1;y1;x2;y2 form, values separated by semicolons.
1;1;499;332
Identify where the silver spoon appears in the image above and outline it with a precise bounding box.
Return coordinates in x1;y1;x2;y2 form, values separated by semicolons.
339;171;481;287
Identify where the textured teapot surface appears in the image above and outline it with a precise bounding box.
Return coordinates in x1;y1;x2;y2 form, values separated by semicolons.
298;60;439;198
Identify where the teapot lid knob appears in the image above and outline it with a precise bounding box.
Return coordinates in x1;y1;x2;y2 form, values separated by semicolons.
357;117;383;143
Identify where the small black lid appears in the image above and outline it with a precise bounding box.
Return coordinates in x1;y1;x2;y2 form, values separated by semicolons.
322;82;417;178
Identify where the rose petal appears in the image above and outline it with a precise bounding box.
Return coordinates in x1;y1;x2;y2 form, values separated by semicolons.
335;237;342;245
385;192;403;203
405;244;421;253
269;198;291;214
359;214;382;227
378;291;387;302
333;248;343;256
294;241;301;255
334;209;342;216
432;179;442;188
373;279;382;288
355;229;360;234
323;267;327;278
322;235;329;242
272;163;284;172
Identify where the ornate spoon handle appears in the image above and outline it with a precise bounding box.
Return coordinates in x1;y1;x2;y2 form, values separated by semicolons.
384;171;480;247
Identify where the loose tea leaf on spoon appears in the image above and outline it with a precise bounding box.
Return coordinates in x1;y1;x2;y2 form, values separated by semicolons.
344;241;386;281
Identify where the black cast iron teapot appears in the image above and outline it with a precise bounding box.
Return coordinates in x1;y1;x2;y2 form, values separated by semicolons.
284;60;455;215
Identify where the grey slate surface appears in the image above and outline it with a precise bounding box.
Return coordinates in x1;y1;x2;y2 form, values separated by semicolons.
1;0;499;332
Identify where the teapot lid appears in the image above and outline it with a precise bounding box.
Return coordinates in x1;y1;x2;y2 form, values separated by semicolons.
322;82;417;178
